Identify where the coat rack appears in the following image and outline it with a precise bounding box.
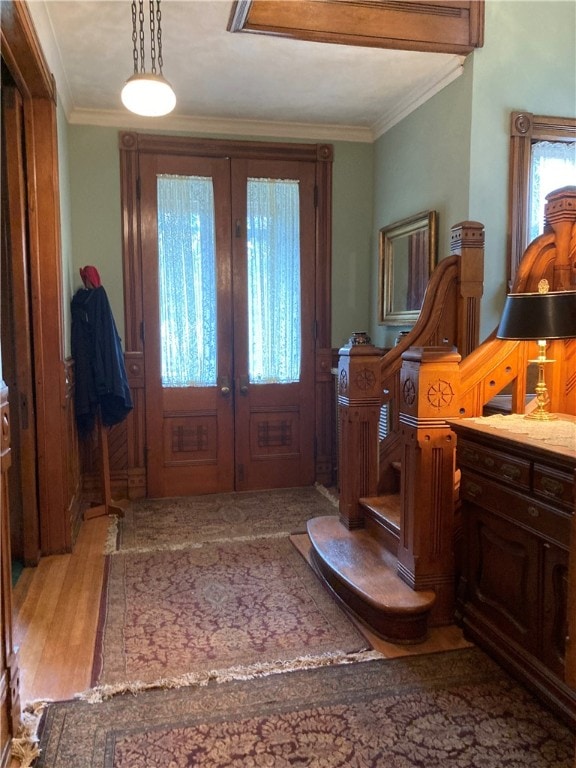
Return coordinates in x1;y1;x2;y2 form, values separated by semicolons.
74;265;133;521
83;416;129;520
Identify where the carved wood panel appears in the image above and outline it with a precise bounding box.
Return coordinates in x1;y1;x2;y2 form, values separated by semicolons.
229;0;484;54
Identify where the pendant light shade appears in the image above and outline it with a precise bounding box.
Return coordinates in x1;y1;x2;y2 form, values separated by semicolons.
122;0;176;117
121;74;176;117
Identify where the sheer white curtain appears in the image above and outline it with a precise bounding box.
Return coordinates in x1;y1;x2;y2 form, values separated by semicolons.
529;141;576;241
157;174;217;387
247;178;301;384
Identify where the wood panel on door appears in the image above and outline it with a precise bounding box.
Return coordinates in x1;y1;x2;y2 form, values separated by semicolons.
139;153;316;496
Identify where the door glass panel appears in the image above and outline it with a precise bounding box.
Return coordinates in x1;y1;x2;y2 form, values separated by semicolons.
247;178;301;384
157;174;217;387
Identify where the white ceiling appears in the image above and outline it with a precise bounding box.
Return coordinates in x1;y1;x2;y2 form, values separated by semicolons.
27;0;465;142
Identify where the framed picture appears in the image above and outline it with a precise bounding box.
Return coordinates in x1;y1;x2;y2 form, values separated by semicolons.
378;210;438;325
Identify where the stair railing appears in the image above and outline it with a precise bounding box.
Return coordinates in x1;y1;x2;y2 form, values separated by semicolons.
337;221;485;530
396;186;576;624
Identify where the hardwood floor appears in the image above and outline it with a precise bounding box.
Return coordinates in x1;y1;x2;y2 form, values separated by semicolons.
12;516;110;704
11;517;470;710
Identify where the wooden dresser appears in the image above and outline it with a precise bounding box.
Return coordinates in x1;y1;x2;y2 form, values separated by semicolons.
450;415;576;727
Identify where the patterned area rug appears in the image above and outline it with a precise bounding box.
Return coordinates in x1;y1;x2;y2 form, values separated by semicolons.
110;485;338;553
91;536;370;694
37;648;574;767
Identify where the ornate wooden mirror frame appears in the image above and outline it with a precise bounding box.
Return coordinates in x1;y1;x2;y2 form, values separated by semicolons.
378;210;438;325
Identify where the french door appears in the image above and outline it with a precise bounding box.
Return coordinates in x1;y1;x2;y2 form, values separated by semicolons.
139;152;317;496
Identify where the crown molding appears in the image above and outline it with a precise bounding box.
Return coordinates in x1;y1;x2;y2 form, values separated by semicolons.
68;108;375;143
372;55;464;139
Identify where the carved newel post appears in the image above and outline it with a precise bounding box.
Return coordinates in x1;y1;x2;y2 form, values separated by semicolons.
397;346;462;625
543;186;576;291
338;333;382;529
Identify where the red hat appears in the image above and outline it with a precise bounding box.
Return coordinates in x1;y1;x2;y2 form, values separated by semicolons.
80;266;102;289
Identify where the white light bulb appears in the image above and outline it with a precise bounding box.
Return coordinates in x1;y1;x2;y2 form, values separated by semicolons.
121;74;176;117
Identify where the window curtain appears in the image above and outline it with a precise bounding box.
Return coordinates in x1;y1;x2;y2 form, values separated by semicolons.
157;174;217;387
529;141;576;241
247;178;301;384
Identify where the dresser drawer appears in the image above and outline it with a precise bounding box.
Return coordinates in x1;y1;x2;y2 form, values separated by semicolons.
457;439;531;490
533;464;574;512
460;470;572;546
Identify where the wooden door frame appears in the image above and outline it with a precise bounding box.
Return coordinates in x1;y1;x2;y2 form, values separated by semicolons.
119;132;334;490
1;1;70;555
1;82;41;565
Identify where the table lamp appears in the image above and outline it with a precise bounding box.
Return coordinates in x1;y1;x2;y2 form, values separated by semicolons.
496;284;576;420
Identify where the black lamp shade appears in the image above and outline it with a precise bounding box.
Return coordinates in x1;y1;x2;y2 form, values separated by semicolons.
496;291;576;340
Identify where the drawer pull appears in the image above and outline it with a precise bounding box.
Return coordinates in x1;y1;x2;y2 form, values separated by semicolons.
483;457;495;468
465;481;482;499
462;448;479;463
501;464;521;481
541;477;564;498
527;506;539;518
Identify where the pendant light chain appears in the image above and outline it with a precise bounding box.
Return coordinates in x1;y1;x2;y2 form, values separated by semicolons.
149;1;157;75
138;0;146;74
157;2;164;74
130;1;138;75
122;0;175;116
130;0;165;76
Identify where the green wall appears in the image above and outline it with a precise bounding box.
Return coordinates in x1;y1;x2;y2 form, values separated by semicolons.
331;142;374;348
468;0;576;333
371;62;473;348
56;99;74;357
370;0;576;346
66;126;373;347
68;127;124;339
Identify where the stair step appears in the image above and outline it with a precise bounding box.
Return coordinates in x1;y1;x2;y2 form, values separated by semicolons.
360;494;401;529
307;516;436;643
360;494;401;555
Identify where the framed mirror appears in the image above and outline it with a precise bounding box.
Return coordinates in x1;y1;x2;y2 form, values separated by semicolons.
378;210;438;325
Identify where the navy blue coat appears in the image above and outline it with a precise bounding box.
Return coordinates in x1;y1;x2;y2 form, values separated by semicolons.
71;286;133;436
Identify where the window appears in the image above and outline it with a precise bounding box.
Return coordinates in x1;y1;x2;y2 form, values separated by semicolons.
508;111;576;287
528;141;575;242
247;178;301;384
157;174;218;387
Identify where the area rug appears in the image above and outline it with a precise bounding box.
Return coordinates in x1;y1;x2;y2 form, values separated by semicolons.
37;647;574;767
91;536;371;695
109;485;338;553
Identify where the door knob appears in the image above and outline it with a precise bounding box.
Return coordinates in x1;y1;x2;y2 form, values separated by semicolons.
218;376;232;397
239;375;249;395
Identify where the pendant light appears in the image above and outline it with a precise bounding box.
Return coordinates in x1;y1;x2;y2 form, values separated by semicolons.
121;0;176;117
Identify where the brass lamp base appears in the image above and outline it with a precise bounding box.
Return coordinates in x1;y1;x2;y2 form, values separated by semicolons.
524;353;555;420
525;409;557;421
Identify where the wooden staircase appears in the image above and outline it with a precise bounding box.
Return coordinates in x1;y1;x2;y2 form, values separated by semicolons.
309;188;576;652
308;221;486;644
308;491;437;643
